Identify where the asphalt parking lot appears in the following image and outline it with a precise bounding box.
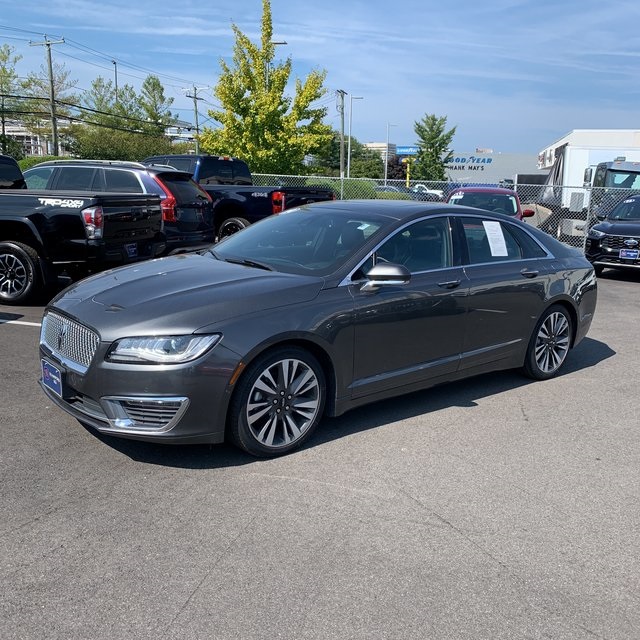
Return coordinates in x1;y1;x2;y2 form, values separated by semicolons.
1;271;639;640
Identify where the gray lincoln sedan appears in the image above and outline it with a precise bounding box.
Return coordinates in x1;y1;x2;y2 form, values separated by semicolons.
39;200;597;457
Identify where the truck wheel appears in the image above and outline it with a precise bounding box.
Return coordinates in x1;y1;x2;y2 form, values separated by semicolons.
218;217;250;240
0;241;42;305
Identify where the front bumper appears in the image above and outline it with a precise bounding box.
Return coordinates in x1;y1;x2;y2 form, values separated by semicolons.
39;341;242;445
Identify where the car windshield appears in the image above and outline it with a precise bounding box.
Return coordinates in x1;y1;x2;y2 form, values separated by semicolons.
609;198;640;220
450;192;518;216
208;209;386;276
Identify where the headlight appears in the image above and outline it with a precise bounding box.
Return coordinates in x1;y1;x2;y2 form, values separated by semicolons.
106;334;221;364
588;228;606;239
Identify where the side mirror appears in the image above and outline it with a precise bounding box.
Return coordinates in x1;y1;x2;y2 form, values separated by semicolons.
521;208;536;218
595;212;607;221
583;167;593;185
361;263;411;292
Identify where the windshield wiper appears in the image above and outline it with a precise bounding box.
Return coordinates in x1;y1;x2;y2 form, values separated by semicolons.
222;256;274;271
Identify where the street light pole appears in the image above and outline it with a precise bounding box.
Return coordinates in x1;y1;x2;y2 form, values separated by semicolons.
384;122;397;186
112;60;118;103
347;95;363;178
266;41;287;90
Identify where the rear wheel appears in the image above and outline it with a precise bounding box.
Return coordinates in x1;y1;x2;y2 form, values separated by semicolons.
522;305;573;380
228;347;326;457
218;217;250;240
0;241;41;304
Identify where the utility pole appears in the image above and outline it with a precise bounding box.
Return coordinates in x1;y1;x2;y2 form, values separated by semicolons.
336;90;346;183
185;86;207;154
347;95;363;178
112;60;118;103
30;35;64;156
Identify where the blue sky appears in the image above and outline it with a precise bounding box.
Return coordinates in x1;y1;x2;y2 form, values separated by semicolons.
2;0;640;154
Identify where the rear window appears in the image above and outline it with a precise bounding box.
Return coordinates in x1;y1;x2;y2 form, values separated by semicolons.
163;157;196;174
199;158;252;185
53;167;97;190
104;169;143;192
157;173;210;203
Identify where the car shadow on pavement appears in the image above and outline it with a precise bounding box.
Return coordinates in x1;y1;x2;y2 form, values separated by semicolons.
91;337;615;469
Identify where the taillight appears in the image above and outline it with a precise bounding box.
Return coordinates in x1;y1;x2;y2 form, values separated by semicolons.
272;191;286;214
153;176;177;222
82;206;104;239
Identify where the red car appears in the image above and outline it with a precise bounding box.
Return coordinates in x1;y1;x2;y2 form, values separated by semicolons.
447;186;535;220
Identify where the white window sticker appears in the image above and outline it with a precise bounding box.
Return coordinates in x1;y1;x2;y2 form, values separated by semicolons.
482;221;508;256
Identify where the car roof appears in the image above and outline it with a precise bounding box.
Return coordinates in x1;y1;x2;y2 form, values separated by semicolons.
24;159;193;178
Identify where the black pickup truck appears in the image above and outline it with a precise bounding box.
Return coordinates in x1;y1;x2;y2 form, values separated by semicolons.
0;190;164;304
143;154;336;238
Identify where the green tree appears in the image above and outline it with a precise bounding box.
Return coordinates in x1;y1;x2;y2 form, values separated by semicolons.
199;0;332;174
0;44;22;154
67;75;174;160
412;114;456;181
138;75;175;134
308;130;384;179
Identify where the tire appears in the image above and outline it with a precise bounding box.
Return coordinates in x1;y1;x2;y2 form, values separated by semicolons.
228;346;326;457
218;217;250;240
522;305;573;380
0;241;42;305
594;264;604;277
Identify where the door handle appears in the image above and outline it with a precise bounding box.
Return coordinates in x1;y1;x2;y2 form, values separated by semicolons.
520;268;539;278
437;279;462;289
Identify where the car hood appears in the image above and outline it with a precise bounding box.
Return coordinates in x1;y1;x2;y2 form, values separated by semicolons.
50;253;325;339
593;220;640;236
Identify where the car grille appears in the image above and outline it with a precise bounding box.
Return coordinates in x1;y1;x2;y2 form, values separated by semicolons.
602;235;640;250
118;398;186;428
41;312;99;372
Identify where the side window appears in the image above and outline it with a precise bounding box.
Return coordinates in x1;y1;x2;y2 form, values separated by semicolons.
375;218;452;272
53;167;97;191
104;170;143;192
506;224;547;258
24;166;55;189
461;216;523;263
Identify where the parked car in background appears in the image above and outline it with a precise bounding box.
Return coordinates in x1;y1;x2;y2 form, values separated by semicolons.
0;189;164;304
143;154;252;185
0;154;26;189
375;184;442;202
143;154;336;239
447;186;535;220
39;200;596;457
24;160;215;254
585;194;640;276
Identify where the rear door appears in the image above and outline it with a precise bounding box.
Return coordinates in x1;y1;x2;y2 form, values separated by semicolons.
454;214;551;370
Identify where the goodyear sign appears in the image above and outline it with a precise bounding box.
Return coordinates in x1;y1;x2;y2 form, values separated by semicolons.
396;146;419;156
444;155;493;172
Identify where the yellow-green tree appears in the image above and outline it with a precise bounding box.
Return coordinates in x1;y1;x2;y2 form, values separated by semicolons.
199;0;332;174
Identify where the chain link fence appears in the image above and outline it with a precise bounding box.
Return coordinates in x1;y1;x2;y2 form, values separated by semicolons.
254;173;636;250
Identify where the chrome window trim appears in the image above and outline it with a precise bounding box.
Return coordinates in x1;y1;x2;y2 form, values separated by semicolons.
339;213;454;287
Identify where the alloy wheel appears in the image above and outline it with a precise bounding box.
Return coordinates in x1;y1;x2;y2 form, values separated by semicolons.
0;251;28;298
246;357;321;449
534;311;570;374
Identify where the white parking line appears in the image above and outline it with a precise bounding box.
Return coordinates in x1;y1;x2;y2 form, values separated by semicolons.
0;319;42;327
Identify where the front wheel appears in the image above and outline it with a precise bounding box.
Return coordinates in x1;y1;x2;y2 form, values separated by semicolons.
0;241;42;305
522;305;573;380
218;217;250;240
228;347;326;457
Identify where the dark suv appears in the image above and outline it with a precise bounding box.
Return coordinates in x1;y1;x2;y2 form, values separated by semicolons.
585;193;640;276
143;154;252;185
24;160;214;254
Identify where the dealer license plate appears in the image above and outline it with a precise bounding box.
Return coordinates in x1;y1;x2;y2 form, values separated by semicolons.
41;359;63;397
125;243;138;258
619;249;639;260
